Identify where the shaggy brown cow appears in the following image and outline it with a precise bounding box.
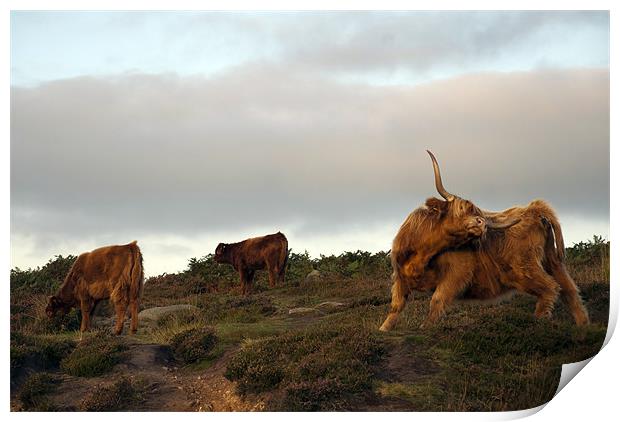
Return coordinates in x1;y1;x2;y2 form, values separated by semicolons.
46;241;144;336
379;152;589;331
214;232;288;295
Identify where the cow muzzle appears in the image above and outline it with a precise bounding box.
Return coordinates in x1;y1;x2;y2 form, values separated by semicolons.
465;216;486;237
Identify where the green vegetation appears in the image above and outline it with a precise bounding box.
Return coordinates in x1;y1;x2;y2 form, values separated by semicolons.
566;235;610;283
79;377;141;411
18;372;60;411
11;254;76;294
225;320;385;410
9;236;610;411
60;334;127;377
170;326;218;364
11;332;76;376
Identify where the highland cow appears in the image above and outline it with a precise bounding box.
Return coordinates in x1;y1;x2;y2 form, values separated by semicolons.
214;232;288;295
46;241;144;336
379;152;589;331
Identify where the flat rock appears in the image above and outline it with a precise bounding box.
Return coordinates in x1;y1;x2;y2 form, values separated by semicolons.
288;307;319;316
316;301;345;309
138;304;198;322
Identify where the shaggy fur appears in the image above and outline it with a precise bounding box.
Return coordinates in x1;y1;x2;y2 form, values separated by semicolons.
214;232;288;295
46;241;144;335
380;200;589;331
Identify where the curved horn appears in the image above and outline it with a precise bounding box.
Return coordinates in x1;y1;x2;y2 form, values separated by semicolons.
426;150;455;201
486;217;521;230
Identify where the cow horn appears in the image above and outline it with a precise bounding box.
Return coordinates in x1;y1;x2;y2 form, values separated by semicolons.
486;217;521;230
426;150;455;202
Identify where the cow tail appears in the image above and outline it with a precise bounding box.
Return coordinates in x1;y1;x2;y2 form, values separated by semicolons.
279;236;289;279
539;205;565;262
129;241;144;302
548;215;565;262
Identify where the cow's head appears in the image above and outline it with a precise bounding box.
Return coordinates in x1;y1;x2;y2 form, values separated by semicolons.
214;243;229;263
45;295;72;318
425;150;519;246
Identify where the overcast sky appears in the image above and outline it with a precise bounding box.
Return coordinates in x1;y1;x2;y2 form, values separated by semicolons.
11;11;609;276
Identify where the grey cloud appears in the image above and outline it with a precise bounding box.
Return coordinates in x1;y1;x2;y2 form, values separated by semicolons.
11;66;609;260
185;11;608;74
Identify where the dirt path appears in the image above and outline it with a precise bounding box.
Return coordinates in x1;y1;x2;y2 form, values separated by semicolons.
177;349;266;411
17;341;266;412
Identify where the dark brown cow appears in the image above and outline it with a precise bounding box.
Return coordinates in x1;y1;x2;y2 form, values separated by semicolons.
46;241;144;336
379;152;589;331
214;232;288;295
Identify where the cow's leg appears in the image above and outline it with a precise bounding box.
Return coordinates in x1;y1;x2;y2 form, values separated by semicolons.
113;300;128;335
421;273;470;328
514;268;560;320
540;218;589;326
278;263;286;285
79;299;93;339
551;264;590;325
379;275;410;332
267;262;278;288
129;300;140;334
245;270;255;295
237;269;246;295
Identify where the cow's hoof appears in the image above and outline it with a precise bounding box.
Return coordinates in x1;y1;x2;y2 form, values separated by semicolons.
534;311;552;320
574;312;590;326
378;323;392;332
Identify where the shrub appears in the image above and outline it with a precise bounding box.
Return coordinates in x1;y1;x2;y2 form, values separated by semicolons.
225;339;286;393
60;334;126;377
315;250;391;279
11;333;76;375
444;311;607;364
281;379;345;411
10;293;81;335
10;255;77;294
565;235;610;283
225;323;385;408
18;372;59;411
79;377;139;411
285;251;314;283
170;326;218;364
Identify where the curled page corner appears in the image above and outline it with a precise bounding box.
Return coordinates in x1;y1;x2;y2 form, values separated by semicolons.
555;356;594;396
497;356;596;420
497;402;547;420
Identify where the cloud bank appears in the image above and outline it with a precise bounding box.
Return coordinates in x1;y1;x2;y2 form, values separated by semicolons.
11;67;609;274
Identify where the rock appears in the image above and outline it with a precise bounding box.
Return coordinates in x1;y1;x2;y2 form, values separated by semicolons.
288;307;319;316
138;304;198;324
305;270;322;282
315;301;345;310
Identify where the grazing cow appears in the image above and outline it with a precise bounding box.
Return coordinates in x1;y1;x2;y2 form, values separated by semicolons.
46;241;144;336
214;232;288;295
379;152;589;331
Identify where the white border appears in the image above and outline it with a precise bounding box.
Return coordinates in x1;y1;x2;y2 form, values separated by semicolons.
3;1;616;420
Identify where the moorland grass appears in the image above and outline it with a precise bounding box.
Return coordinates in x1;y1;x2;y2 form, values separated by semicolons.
225;317;386;410
170;326;218;364
79;377;141;411
11;332;76;377
10;238;610;411
18;372;60;411
60;333;127;377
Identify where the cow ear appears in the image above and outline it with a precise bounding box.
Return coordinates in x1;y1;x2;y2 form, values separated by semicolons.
425;197;448;216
